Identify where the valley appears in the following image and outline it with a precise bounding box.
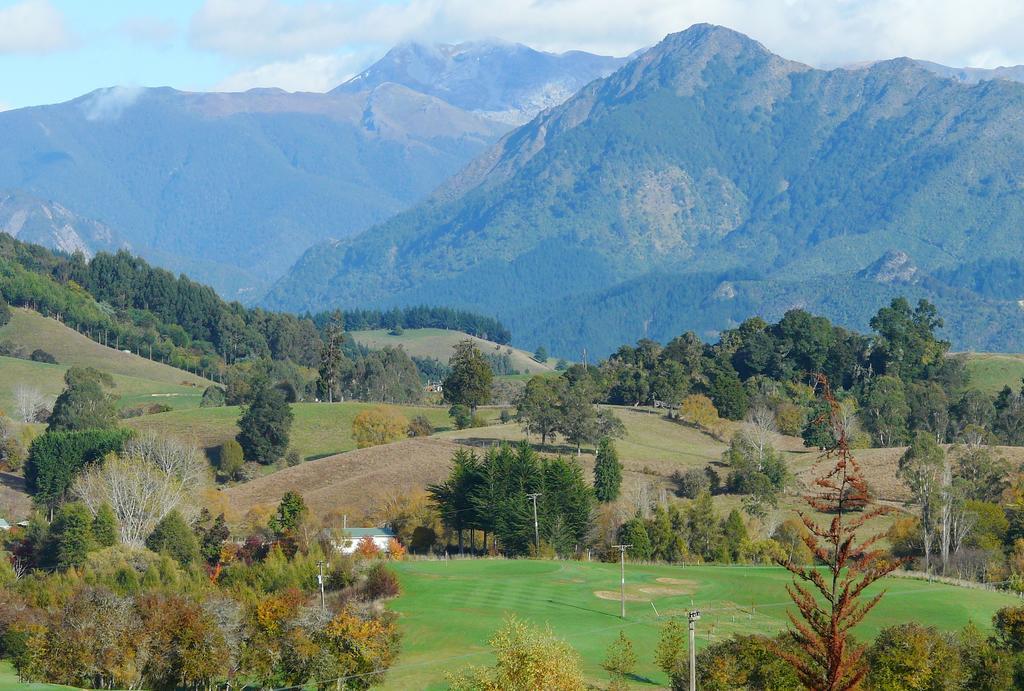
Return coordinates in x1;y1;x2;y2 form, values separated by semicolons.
4;10;1024;690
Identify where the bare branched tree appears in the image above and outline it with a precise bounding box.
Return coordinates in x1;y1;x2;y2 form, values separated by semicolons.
742;404;777;471
13;384;45;423
74;433;206;545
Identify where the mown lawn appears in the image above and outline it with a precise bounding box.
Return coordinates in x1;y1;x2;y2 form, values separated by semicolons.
383;559;1019;689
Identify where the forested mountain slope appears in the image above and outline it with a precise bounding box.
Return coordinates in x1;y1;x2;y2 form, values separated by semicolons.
266;24;1024;356
0;85;506;299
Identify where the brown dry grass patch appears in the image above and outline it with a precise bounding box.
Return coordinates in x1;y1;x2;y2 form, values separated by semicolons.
594;590;646;602
222;437;462;522
639;586;694;596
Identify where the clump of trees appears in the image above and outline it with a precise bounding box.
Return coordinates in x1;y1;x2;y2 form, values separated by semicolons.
428;444;593;557
515;375;625;454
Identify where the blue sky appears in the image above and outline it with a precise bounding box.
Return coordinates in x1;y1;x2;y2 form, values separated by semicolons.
3;0;1024;111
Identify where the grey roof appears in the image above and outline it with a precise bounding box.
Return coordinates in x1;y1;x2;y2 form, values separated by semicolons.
345;527;396;538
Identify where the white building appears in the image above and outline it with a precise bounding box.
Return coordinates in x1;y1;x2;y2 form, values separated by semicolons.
335;527;398;554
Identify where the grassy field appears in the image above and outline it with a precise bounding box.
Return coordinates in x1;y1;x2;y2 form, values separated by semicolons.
350;329;555;375
383;559;1019;689
0;309;208;414
964;352;1024;394
126;401;499;461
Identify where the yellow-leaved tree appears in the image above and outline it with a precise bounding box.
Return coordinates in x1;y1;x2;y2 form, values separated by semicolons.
351;407;409;448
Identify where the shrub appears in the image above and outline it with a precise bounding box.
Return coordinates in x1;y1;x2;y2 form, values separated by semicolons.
200;385;225;408
362;563;401;600
217;439;245;480
352;407;409;448
29;349;57;364
146;510;199;566
774;402;804;436
407;415;433;438
673;467;711;499
449;404;472;430
0;298;10;327
285;449;302;466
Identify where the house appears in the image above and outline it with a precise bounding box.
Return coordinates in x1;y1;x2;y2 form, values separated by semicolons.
425;380;443;393
335;527;398;554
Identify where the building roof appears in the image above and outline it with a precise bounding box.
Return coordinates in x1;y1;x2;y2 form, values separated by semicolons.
346;527;396;538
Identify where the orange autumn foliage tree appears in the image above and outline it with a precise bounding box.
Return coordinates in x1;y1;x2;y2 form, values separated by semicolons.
387;538;406;560
776;374;901;691
355;535;380;558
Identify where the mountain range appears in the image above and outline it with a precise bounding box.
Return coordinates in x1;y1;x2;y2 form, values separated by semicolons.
0;42;622;299
265;24;1024;356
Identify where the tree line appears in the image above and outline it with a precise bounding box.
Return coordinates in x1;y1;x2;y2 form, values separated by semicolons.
311;305;510;344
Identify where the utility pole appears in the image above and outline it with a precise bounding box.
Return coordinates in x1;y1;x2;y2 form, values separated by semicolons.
687;609;701;691
613;544;632;618
317;560;327;612
526;493;542;555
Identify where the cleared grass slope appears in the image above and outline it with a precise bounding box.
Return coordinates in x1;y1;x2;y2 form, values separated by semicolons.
0;356;203;415
350;328;555;374
0;308;208;414
0;309;209;387
964;352;1024;394
126;401;497;462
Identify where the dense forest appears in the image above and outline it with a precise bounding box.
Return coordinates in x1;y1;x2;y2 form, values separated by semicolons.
311;306;510;344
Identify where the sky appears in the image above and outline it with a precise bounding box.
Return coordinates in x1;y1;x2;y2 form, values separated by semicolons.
2;0;1024;110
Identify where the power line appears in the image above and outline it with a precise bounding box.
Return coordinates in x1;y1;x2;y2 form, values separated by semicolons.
526;492;542;554
612;544;632;618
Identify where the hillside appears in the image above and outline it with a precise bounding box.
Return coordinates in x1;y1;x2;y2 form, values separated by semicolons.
0;309;208;414
963;352;1024;393
266;23;1024;356
350;328;554;374
124;401;500;464
0;309;208;388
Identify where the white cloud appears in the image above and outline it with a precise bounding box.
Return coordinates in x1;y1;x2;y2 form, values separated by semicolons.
0;102;12;112
0;0;75;54
80;86;144;122
189;0;1024;70
215;52;371;92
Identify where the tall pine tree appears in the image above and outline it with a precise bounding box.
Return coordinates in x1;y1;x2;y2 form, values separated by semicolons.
237;377;294;465
593;438;623;502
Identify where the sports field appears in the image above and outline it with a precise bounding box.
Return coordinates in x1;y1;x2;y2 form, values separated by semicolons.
383;559;1020;689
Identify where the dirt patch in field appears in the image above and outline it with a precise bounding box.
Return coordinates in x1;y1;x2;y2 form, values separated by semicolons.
222;437;462;522
656;577;698;587
594;590;646;602
639;586;694;597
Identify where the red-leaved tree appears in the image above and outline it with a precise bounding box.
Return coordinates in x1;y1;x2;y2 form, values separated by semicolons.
777;374;901;690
